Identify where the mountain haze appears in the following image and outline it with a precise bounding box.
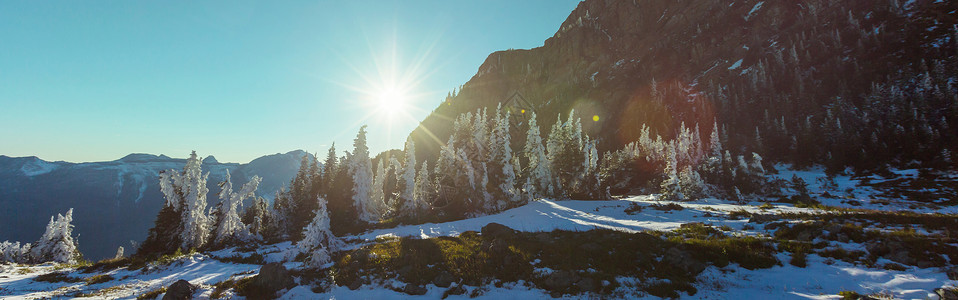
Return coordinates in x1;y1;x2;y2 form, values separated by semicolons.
0;151;308;260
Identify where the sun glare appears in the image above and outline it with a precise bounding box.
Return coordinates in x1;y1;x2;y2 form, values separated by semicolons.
377;87;406;115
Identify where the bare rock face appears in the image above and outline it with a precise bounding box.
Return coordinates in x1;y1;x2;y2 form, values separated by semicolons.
250;263;296;296
162;279;195;300
481;223;517;240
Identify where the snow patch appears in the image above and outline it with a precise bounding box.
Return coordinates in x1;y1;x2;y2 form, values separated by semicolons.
20;159;59;176
728;59;744;70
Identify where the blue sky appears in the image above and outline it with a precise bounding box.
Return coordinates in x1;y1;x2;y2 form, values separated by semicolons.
0;0;580;163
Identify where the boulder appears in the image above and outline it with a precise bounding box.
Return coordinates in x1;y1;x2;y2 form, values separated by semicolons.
347;279;363;290
432;271;455;288
481;223;517;240
403;283;427;295
250;263;295;295
575;277;597;293
664;248;707;274
162;280;195;300
937;288;958;300
946;267;958;280
542;270;578;290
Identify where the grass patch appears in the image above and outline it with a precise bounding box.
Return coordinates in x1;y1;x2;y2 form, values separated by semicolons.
76;285;125;297
624;203;644;215
333;227;780;297
136;287;166;300
215;253;265;265
85;274;114;285
210;278;235;299
129;248;197;270
80;257;130;273
34;271;82;283
727;209;752;220
649;203;684;211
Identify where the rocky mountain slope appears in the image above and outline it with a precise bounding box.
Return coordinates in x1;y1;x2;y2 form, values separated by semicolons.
0;151;307;260
410;0;957;170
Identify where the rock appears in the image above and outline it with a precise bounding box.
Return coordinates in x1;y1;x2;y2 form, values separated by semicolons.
445;285;466;296
403;283;427;295
542;270;578;290
481;223;516;240
664;248;707;274
937;287;958;300
764;222;786;231
162;279;195;300
575;277;597;292
484;238;511;256
433;271;454;288
348;279;362;290
946;267;958;280
747;214;779;224
886;250;915;266
250;263;295;296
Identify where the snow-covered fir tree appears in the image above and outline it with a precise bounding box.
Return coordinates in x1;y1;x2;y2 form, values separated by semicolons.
413;161;431;217
158;151;212;250
349;125;377;223
524;112;554;199
489;104;520;209
399;138;418;218
371;159;388;218
211;170;261;248
30;208;80;264
0;241;31;263
298;196;344;269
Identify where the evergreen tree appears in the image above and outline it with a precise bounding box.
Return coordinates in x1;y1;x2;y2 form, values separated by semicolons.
174;151;211;250
30;208;80;264
141;151;209;255
271;188;295;241
242;196;271;241
298;196;344;269
289;154;318;241
412;162;431;220
399;139;418;218
524;112;554;199
210;170;261;248
350;126;377;223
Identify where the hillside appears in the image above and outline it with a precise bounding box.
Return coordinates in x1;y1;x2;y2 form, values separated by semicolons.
1;166;956;299
410;0;958;171
0;151;307;260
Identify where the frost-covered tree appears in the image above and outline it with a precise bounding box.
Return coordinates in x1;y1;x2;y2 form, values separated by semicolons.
660;142;683;201
350;126;377;223
30;208;80;264
1;241;31;263
399;139;418;218
524;112;554;199
211;170;261;248
412;162;431;218
298;197;344;269
242;196;271;241
271;188;295;240
156;151;212;250
489;105;521;209
371;159;389;218
114;246;125;259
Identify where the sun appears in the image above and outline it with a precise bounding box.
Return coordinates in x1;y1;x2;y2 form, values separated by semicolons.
376;87;407;115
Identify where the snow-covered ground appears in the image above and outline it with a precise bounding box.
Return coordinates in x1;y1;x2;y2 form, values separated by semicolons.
1;166;955;299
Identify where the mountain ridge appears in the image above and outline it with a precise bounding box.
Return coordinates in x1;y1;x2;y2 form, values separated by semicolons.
0;150;311;260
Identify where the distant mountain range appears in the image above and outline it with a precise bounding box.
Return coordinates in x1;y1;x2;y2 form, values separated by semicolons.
0;151;308;260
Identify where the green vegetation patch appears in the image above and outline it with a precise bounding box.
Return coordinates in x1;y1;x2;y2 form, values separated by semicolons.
332;226;780;298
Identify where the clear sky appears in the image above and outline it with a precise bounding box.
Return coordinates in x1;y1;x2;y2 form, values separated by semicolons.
0;0;581;163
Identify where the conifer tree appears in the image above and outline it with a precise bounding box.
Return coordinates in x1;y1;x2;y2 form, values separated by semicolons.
298;196;344;269
524;112;554;199
142;151;210;255
399;139;418;218
242;196;271;241
30;208;80;264
350;126;376;223
211;170;261;248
